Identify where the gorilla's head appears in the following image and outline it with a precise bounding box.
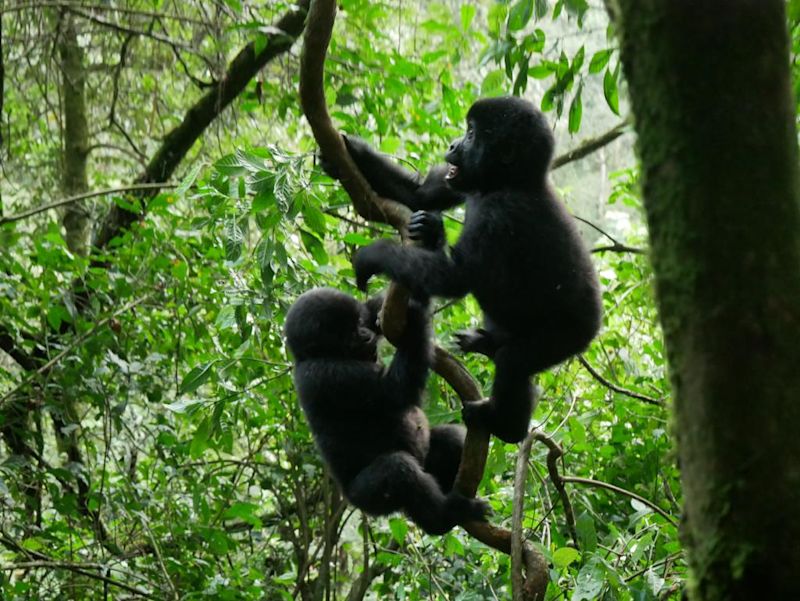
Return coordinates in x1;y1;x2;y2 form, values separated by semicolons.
285;288;380;362
444;96;554;192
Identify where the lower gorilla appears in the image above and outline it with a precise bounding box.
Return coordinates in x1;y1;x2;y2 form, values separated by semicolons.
284;288;488;534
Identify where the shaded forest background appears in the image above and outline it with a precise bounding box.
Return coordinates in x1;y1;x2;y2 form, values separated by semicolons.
0;1;797;599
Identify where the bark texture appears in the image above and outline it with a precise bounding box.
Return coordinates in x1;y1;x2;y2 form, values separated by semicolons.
59;13;90;254
612;1;800;599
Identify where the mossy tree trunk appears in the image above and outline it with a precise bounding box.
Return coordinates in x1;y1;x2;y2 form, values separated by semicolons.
611;1;800;599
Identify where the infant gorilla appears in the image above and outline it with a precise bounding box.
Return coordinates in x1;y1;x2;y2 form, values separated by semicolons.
284;288;488;534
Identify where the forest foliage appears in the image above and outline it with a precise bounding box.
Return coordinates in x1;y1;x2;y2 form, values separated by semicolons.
3;0;793;599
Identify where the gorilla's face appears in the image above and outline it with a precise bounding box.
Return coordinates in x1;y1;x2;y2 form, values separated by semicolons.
443;96;555;193
285;288;380;363
444;118;485;192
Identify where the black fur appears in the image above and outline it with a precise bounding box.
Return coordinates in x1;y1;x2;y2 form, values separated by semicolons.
284;288;488;534
332;97;603;443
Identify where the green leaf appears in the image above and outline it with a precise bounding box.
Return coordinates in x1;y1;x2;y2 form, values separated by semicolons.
273;171;294;213
568;416;587;446
224;502;262;527
508;0;533;31
528;64;553;79
164;398;203;414
190;416;211;459
255;237;275;287
343;232;372;246
225;217;244;262
488;2;509;36
481;69;507;97
302;203;327;235
553;546;580;568
603;66;620;115
568;85;583;133
389;517;407;544
301;230;328;265
180;362;216;395
47;305;71;330
589;49;612;74
460;4;476;30
215;305;237;330
576;512;597;553
444;532;465;556
177;162;203;196
571;46;585;72
214;154;246;176
573;557;605;600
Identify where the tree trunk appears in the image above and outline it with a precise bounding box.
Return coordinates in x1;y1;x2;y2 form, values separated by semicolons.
612;2;800;599
59;12;90;255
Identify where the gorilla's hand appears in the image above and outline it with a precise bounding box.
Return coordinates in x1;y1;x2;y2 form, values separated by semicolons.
455;328;499;359
461;398;494;431
444;492;491;525
353;240;393;291
408;210;445;250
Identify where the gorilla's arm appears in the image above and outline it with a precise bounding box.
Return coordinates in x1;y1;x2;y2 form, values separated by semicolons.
326;136;465;211
380;299;432;406
354;240;470;300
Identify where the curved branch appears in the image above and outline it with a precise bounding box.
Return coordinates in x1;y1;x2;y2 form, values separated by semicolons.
578;356;664;406
562;476;678;526
298;0;408;231
532;430;577;545
298;2;547;599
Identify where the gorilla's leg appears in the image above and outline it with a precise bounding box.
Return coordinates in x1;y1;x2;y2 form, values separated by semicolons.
345;451;486;535
463;342;536;443
424;425;466;492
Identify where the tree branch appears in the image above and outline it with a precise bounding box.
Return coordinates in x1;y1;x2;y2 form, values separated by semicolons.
578;355;664;406
532;430;578;545
551;118;632;170
561;476;678;527
93;0;311;249
0;183;173;225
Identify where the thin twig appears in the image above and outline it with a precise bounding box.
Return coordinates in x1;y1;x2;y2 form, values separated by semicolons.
592;243;645;254
512;431;535;601
562;476;678;526
0;183;175;225
551;118;632;170
578;355;664;406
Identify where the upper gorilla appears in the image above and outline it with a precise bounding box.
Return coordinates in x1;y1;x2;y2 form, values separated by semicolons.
329;96;602;443
284;288;487;534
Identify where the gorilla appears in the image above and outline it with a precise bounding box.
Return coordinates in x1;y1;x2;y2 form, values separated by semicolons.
284;287;488;534
327;96;603;443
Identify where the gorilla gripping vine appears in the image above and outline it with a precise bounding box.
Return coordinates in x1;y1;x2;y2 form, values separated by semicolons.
297;1;548;599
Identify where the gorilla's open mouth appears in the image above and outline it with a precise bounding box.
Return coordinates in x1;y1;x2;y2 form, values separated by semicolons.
445;164;459;180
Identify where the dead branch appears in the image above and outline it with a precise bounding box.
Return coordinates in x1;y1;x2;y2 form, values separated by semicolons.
298;1;547;598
